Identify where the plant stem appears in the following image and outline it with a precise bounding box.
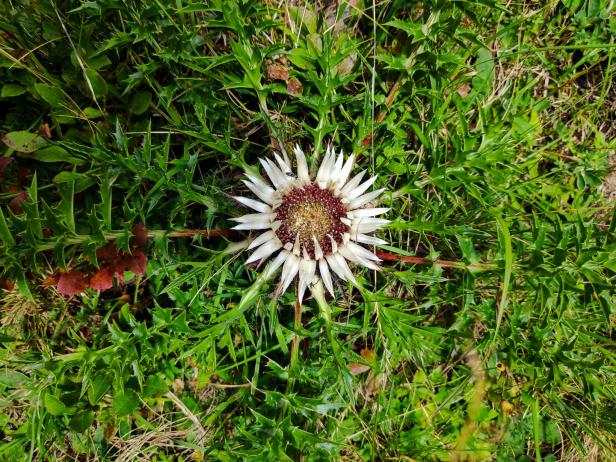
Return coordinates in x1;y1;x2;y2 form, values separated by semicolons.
34;228;238;252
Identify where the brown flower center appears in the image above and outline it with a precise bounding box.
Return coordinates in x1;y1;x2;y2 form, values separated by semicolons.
274;185;348;258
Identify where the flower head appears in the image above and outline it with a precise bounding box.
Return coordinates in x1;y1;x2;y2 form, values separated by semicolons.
232;145;389;301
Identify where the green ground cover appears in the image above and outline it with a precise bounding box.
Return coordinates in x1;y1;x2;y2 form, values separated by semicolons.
0;0;615;460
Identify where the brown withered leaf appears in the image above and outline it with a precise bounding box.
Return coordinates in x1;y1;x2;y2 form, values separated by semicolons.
130;223;148;248
124;251;146;275
96;242;118;262
89;266;115;291
267;63;289;81
57;270;88;295
287;77;303;95
42;273;60;287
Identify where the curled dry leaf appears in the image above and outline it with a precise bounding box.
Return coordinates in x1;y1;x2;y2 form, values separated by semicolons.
57;270;88;295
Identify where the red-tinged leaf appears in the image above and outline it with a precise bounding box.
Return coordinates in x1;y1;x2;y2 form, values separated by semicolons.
96;242;118;261
9;191;29;213
287;77;303;95
267;63;289;81
360;348;376;362
130;223;148;248
124;251;146;275
348;363;371;376
0;279;15;291
106;258;126;283
0;157;13;172
37;123;52;139
42;273;60;287
89;266;115;291
57;270;88;295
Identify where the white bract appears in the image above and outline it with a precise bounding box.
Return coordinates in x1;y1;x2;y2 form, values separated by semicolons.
232;145;389;301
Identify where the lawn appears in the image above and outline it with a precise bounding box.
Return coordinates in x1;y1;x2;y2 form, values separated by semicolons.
0;1;615;461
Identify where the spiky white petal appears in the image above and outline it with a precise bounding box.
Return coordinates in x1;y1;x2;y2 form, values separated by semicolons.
336;154;355;190
292;233;301;256
353;233;388;247
262;251;288;280
346;176;378;200
338;244;380;270
349;188;386;209
260;158;291;190
344;241;380;262
274;152;292;175
248;230;277;249
351;218;391;234
340;170;366;196
245;171;271;191
294;144;309;183
242;179;274;204
329;151;344;185
298;258;316;302
231;212;276;230
348;207;390;219
328;234;338;253
326;252;356;284
318;259;335;296
279;253;301;295
232;222;271;231
234;196;271;213
312;235;323;260
230;212;276;224
245;238;282;264
352;217;390;228
316;146;336;188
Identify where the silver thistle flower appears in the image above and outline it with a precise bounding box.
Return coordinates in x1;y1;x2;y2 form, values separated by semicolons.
232;145;389;300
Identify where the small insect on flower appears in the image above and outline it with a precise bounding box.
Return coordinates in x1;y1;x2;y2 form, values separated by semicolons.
231;145;390;301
